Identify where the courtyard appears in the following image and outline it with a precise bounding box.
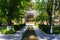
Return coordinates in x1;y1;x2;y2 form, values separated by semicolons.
0;0;60;40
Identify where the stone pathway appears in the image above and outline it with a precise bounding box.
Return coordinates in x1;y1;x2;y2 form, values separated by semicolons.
0;26;28;40
33;26;60;40
22;26;38;40
0;25;60;40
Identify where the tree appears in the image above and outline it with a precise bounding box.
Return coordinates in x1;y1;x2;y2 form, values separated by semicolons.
47;0;60;34
34;0;48;24
0;0;31;25
0;0;21;26
46;0;52;26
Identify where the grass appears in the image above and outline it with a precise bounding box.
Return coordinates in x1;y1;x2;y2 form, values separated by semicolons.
22;26;38;40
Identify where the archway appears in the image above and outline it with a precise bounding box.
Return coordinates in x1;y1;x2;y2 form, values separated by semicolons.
25;8;37;26
25;13;35;22
25;13;35;26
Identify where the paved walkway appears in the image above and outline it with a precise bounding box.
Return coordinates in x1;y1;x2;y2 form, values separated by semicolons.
33;26;60;40
0;25;60;40
0;26;28;40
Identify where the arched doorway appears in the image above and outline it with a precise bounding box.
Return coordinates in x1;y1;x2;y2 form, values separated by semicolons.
25;13;35;26
25;13;35;22
25;8;37;26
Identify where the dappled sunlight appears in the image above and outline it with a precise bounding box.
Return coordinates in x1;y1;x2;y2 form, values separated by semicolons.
33;25;60;40
29;35;38;40
21;26;38;40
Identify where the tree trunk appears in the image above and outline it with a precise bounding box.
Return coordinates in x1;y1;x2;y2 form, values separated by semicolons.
59;16;60;25
21;18;22;23
7;18;12;26
50;0;56;34
0;17;2;24
6;18;12;31
49;15;52;25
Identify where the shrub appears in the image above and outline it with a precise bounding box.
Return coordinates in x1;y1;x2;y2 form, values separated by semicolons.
35;22;39;27
2;30;15;34
53;27;60;34
39;24;50;34
2;24;25;34
39;24;60;34
2;27;15;34
13;24;25;31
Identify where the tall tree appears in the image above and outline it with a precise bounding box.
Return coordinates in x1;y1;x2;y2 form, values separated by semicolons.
0;0;21;26
0;0;31;25
47;0;60;33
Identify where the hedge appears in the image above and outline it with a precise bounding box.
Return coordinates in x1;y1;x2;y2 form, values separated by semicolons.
13;24;25;31
39;24;50;34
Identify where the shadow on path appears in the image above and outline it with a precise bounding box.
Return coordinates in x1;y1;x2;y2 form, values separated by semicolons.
22;26;38;40
33;26;60;40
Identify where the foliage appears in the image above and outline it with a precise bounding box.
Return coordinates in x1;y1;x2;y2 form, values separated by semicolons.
35;22;39;27
33;0;49;23
35;13;49;22
46;0;60;25
2;26;15;34
34;0;60;26
53;26;60;34
0;26;6;32
39;24;60;34
2;24;25;34
0;0;31;25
